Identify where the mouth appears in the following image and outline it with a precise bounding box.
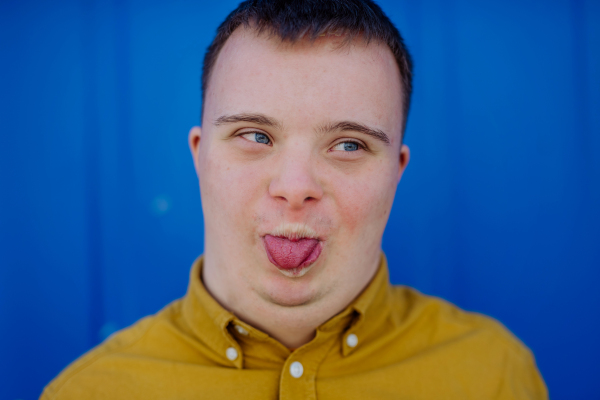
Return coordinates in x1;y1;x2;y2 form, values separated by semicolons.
263;234;323;278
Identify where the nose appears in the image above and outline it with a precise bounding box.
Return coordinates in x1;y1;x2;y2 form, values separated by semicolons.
268;153;323;209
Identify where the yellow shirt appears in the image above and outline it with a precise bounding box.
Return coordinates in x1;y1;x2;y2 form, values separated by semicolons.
41;255;547;399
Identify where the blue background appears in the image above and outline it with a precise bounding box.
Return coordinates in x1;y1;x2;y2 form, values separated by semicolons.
1;0;599;398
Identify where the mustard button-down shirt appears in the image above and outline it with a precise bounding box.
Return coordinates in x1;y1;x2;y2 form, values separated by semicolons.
41;256;548;399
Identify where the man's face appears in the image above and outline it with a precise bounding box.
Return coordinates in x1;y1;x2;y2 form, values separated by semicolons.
190;28;409;311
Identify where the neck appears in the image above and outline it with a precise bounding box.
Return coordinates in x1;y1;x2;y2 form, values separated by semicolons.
201;247;381;349
202;265;334;348
202;260;379;349
236;305;319;349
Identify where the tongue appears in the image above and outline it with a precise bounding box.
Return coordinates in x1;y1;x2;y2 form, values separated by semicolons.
264;235;320;269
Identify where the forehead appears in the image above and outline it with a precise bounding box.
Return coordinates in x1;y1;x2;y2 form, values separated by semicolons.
204;27;404;141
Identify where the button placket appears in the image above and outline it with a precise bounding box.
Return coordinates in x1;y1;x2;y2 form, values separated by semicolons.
280;356;314;400
279;330;340;400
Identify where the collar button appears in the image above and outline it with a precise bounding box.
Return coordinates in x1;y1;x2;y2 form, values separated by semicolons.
346;333;358;348
234;325;249;335
226;347;238;361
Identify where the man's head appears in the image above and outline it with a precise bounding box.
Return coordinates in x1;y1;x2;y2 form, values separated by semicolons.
189;0;412;347
201;0;413;135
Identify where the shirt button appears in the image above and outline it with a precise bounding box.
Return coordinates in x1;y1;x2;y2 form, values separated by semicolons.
289;361;304;378
234;325;248;335
346;333;358;348
226;347;238;361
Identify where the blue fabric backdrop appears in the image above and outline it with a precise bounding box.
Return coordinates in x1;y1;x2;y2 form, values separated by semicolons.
1;0;599;398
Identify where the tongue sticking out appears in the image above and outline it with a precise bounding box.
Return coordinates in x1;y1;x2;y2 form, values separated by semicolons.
264;235;321;270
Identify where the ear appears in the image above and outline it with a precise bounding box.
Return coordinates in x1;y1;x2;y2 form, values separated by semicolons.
188;126;202;172
397;144;410;182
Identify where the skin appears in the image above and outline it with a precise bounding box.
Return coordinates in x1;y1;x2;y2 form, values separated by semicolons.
189;27;410;349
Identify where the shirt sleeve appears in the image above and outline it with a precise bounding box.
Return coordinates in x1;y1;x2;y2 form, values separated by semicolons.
495;347;548;400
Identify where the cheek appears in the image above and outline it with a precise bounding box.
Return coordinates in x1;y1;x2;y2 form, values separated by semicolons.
199;148;267;222
330;161;398;236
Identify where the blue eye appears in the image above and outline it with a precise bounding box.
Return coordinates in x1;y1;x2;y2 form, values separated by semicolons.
241;132;271;145
255;133;270;144
343;142;359;151
332;141;362;152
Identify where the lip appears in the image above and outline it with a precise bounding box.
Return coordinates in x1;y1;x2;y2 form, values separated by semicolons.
261;235;323;277
260;225;326;242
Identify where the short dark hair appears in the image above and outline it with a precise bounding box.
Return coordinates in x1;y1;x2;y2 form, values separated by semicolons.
201;0;413;135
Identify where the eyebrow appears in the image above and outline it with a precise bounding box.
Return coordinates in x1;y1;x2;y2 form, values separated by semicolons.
318;121;391;145
214;113;283;129
214;113;390;145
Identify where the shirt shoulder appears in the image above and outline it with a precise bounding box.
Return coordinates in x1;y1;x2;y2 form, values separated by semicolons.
385;285;548;399
40;299;195;400
388;285;526;355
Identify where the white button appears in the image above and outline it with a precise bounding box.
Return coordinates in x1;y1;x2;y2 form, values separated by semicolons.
226;347;238;361
289;361;304;378
346;333;358;348
234;325;248;335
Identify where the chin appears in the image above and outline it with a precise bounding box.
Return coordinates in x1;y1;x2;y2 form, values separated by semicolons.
258;268;321;307
265;290;316;307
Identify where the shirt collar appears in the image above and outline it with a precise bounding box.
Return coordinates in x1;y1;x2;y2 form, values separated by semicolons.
181;257;241;366
317;253;391;356
182;253;392;359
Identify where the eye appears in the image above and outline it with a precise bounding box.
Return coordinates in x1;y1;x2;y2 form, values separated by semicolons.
240;132;271;145
331;141;363;152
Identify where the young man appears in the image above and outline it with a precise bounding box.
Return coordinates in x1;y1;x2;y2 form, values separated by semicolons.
42;0;547;398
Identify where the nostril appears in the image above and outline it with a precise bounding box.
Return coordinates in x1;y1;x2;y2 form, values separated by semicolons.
268;172;323;207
